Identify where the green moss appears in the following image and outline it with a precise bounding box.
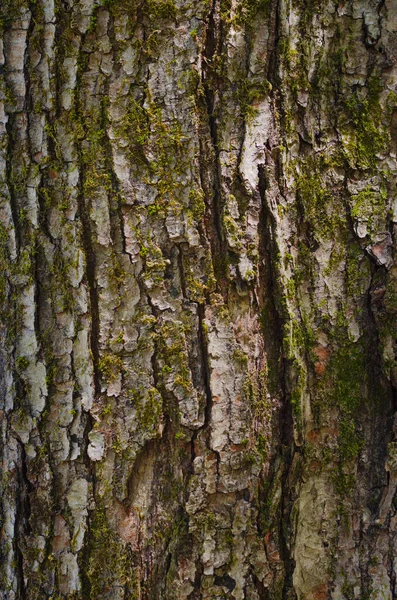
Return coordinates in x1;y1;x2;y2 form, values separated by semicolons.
330;340;365;415
16;356;29;371
188;187;206;222
185;271;207;302
136;387;163;432
139;234;170;286
280;309;316;426
41;344;60;387
342;75;389;171
338;417;363;461
98;353;124;383
0;0;27;33
308;324;379;499
143;0;177;20
310;35;347;104
256;433;268;461
332;467;356;498
292;0;329;27
234;0;270;26
283;316;315;361
295;154;345;240
232;346;249;367
345;242;368;299
350;185;388;236
115;95;150;166
156;320;193;406
118;88;191;219
84;506;138;599
0;224;9;311
179;246;214;302
244;367;269;426
235;77;271;119
223;214;243;250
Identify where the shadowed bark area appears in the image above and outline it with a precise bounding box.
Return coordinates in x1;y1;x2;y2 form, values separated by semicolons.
1;0;397;598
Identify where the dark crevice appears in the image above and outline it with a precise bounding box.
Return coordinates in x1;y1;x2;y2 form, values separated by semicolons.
187;301;215;589
258;0;300;594
79;409;97;598
15;440;32;600
33;235;43;369
200;0;228;299
146;293;174;439
214;573;235;591
188;559;204;599
104;14;127;257
177;244;188;299
74;36;101;398
24;2;36;169
266;0;281;86
76;184;101;397
53;0;71;118
189;301;214;468
197;303;213;431
251;570;268;599
36;166;57;244
257;162;284;403
5;116;21;253
73;29;100;596
365;262;395;490
163;550;172;582
258;161;296;597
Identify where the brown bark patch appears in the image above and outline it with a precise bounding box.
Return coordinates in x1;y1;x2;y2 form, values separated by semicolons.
52;515;70;552
313;345;330;377
313;346;330;361
309;460;323;472
312;584;328;600
314;362;326;376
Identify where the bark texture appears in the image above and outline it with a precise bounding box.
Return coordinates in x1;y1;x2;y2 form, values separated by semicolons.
1;0;397;598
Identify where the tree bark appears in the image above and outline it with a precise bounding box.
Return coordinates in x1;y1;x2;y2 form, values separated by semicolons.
1;0;397;598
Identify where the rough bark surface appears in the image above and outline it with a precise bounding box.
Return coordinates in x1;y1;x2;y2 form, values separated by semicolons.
1;0;397;598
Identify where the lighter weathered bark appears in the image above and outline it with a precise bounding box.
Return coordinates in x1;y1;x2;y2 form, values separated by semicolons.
1;0;397;598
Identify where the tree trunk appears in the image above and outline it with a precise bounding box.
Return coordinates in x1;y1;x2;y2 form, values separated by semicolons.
1;0;397;598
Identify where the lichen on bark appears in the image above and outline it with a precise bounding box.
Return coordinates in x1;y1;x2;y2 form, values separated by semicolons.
2;0;397;599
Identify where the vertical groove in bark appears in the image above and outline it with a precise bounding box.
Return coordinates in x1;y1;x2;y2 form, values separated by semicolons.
260;157;299;600
15;442;28;600
201;0;228;298
77;176;101;396
4;117;20;251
